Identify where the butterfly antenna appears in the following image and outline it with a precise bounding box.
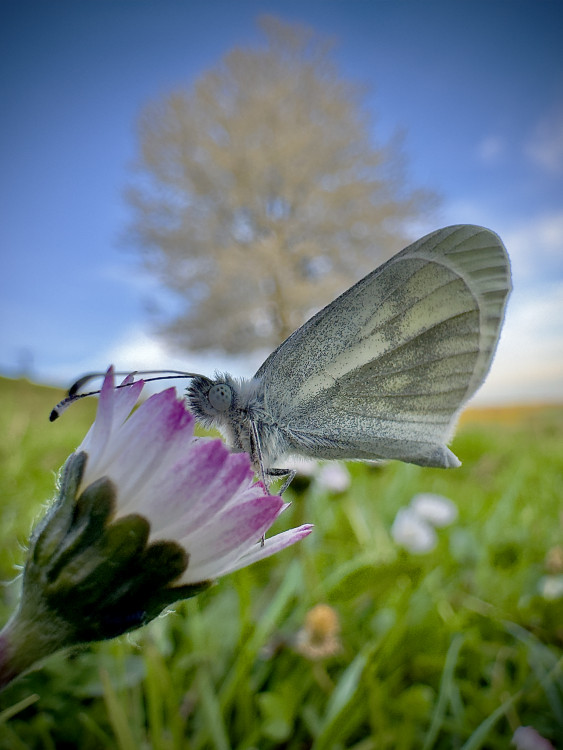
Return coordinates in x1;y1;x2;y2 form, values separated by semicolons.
49;370;203;422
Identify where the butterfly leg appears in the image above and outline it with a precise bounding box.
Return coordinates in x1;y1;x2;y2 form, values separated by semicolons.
249;419;274;547
249;419;269;490
265;468;296;496
248;422;296;544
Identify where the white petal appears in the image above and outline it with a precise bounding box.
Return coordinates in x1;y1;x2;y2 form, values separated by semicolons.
112;376;145;428
159;450;255;536
79;367;117;477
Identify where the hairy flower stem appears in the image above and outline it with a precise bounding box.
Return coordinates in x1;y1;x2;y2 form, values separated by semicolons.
0;605;73;690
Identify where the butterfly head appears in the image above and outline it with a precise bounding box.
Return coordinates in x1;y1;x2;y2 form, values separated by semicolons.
186;374;235;429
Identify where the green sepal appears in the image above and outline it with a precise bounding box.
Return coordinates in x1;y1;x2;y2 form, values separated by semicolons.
79;540;190;640
141;580;213;623
94;578;213;641
48;513;150;603
32;452;89;567
46;477;118;585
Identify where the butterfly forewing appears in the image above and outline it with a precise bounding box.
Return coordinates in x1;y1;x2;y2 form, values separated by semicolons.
254;225;511;468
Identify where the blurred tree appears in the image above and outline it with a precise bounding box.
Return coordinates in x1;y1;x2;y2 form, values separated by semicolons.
125;15;439;355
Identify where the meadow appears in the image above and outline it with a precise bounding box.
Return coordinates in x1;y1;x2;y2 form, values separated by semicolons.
0;376;562;749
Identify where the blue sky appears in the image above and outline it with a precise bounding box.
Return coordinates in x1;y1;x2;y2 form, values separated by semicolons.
1;0;562;404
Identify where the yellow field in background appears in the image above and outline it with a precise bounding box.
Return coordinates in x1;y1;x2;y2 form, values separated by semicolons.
461;402;563;424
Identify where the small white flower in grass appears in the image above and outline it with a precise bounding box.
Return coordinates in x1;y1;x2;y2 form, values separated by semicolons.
410;493;458;528
286;459;351;494
391;507;437;554
391;492;458;554
315;463;351;494
538;575;563;601
0;367;312;690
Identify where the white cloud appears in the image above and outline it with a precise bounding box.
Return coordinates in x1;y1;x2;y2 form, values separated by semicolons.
436;204;563;285
38;324;268;404
98;261;160;292
525;107;563;174
471;281;563;405
436;199;504;236
503;211;563;282
104;328;266;380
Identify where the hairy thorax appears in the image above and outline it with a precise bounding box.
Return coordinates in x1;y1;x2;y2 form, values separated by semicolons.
186;372;290;471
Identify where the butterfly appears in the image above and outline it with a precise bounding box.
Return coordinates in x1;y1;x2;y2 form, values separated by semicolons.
52;225;511;492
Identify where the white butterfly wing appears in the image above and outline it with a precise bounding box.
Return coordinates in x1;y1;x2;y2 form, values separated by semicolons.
254;225;511;468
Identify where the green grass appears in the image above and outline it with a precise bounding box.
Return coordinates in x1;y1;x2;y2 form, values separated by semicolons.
0;376;562;749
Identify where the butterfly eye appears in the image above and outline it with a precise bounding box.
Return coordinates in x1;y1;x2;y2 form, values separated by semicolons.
208;383;232;412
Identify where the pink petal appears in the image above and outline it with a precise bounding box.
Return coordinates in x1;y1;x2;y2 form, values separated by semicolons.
163;451;256;536
107;390;194;504
182;495;284;566
117;388;192;452
157;478;267;544
141;440;232;532
182;524;314;583
222;524;314;573
512;727;556;750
